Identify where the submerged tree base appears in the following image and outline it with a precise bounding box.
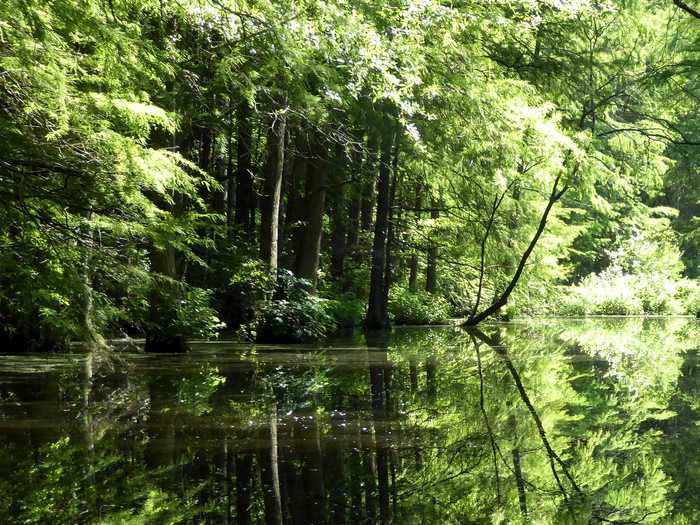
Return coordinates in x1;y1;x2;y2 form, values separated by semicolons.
145;336;188;353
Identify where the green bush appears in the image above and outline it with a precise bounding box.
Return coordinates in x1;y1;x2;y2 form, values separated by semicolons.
243;270;337;343
552;267;695;317
146;285;226;340
557;289;591;317
328;293;366;328
676;280;700;316
389;287;451;325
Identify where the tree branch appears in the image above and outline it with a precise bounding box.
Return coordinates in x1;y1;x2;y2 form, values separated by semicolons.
673;0;700;19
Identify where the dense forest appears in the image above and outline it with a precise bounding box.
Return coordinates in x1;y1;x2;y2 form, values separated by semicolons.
4;0;700;352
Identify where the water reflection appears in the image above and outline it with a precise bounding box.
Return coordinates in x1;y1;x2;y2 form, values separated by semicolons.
0;319;698;524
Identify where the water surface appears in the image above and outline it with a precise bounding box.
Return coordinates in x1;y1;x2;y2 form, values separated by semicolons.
1;318;699;524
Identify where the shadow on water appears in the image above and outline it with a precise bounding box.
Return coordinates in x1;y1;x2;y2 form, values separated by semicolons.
0;318;699;524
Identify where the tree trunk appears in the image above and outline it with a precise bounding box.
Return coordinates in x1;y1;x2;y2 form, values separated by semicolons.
408;187;422;292
260;110;287;276
226;96;236;228
294;142;327;286
234;99;254;237
382;138;400;313
361;134;379;232
146;240;187;353
365;131;394;330
425;198;439;293
465;172;569;326
282;135;307;269
330;147;347;279
345;143;364;262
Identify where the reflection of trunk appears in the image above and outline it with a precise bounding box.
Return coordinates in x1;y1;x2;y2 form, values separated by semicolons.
83;354;96;512
409;356;418;392
236;454;254;525
146;377;176;481
376;448;391;525
350;396;366;524
302;407;325;524
512;445;528;521
469;326;583;504
426;356;437;399
326;411;347;524
365;132;394;329
471;336;501;506
363;447;378;524
370;348;393;524
260;110;287;276
258;402;283;525
225;439;233;524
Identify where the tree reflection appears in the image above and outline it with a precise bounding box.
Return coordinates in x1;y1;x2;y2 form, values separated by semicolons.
0;319;698;523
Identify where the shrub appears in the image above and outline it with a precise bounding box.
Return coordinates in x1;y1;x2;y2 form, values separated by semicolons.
146;285;226;340
676;279;700;316
557;289;591;317
218;259;275;330
552;267;695;317
243;270;337;343
328;293;366;328
389;287;451;325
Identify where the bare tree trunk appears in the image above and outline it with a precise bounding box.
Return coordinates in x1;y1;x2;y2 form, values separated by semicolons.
330;146;347;279
361;134;379;232
346;143;364;261
365;131;394;330
425;198;439;293
282;135;307;269
408;186;422;292
465;172;570;326
234;99;254;237
260;110;287;276
294;141;327;286
226;95;236;227
382;137;400;315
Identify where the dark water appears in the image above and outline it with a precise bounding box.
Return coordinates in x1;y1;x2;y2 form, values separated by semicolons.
1;318;699;524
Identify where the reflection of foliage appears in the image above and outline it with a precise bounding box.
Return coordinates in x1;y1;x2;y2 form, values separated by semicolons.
0;319;698;523
176;365;225;416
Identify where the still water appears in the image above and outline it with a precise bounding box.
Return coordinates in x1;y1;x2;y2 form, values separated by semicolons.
1;318;699;524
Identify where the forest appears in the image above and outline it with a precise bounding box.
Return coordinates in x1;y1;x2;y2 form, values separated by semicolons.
4;0;700;351
7;1;700;524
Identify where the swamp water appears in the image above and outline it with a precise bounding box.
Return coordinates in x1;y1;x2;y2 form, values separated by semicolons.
1;318;699;524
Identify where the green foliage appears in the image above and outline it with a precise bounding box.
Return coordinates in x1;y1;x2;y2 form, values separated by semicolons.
242;270;337;343
388;287;451;325
177;365;226;416
146;285;225;341
552;227;698;316
326;293;366;328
